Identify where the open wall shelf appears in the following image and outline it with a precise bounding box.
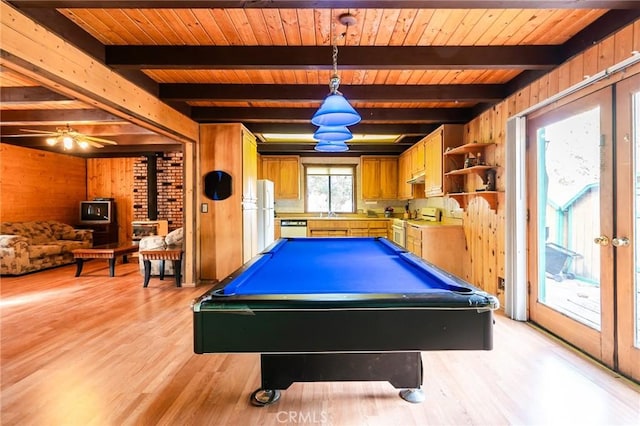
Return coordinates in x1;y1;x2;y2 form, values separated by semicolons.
443;142;500;211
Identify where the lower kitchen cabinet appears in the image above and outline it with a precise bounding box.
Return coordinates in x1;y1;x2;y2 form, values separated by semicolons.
305;219;391;238
406;224;423;257
421;225;466;278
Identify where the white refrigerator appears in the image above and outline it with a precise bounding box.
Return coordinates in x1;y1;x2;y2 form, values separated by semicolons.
256;179;275;252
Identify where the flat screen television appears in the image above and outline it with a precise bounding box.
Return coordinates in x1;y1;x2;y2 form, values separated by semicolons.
79;200;113;225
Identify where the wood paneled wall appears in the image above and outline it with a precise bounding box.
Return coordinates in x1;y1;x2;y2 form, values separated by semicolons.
461;19;640;306
0;144;86;224
87;158;136;244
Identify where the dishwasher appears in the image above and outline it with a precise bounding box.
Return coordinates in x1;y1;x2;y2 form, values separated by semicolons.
280;219;308;237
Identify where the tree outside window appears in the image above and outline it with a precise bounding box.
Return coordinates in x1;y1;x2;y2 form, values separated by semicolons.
306;166;355;213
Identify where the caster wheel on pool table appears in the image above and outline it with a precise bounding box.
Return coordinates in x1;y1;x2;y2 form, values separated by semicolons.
399;388;425;403
250;388;281;406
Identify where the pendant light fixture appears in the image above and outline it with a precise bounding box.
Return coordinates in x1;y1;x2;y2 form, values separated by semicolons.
313;125;353;142
314;140;349;152
312;13;360;153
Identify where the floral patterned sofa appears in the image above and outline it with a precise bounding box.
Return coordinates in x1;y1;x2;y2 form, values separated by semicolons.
0;221;93;275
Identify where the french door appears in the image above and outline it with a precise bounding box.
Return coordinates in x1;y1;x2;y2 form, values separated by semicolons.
527;74;640;381
614;74;640;381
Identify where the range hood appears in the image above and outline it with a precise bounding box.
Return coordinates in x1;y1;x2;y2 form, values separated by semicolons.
406;173;425;184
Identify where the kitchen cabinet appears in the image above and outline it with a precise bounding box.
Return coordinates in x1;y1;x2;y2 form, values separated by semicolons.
361;156;398;200
368;221;390;238
261;155;300;199
423;124;464;197
421;225;466;277
410;140;425;177
443;142;499;210
397;151;424;200
305;219;391;238
405;224;423;257
199;123;258;281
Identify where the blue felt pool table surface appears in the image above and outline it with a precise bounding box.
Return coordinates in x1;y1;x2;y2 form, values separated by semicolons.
221;237;472;296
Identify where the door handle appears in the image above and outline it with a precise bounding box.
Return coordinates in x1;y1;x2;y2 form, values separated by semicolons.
612;237;630;247
593;236;609;246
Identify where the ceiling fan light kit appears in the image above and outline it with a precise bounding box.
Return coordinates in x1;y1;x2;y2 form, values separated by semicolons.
20;124;117;150
312;13;360;153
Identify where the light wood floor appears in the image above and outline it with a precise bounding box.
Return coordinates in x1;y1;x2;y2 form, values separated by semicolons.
1;261;639;426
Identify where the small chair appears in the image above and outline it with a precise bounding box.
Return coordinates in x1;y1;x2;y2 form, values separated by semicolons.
138;227;183;278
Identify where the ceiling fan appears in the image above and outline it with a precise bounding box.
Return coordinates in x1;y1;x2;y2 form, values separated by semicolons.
19;124;118;149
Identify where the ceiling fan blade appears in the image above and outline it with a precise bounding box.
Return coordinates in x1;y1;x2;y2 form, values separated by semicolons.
19;129;59;135
82;135;118;145
87;141;105;148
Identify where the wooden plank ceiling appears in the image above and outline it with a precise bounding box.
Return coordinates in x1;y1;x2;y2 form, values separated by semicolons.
1;1;639;155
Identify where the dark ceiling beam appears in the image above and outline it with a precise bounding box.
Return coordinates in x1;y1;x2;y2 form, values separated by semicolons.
560;9;640;61
504;9;640;96
0;109;128;125
106;46;560;70
9;1;640;9
160;84;506;103
246;123;439;135
0;87;71;103
192;107;472;123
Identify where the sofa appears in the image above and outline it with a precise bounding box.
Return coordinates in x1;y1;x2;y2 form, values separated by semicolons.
0;221;93;275
138;227;184;276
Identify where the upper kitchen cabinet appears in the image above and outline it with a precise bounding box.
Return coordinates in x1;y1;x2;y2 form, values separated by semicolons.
361;156;398;200
423;124;464;197
410;140;425;177
260;155;300;199
397;150;424;200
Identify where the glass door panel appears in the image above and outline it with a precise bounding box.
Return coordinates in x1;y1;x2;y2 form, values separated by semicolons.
536;107;602;329
528;87;614;365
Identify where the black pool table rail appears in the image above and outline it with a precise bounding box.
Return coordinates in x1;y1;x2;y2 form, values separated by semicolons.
194;288;498;311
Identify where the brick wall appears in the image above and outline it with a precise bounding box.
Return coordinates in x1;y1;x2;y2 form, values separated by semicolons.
133;152;184;231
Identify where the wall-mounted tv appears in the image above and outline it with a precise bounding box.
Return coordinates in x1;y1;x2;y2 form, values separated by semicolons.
79;200;113;225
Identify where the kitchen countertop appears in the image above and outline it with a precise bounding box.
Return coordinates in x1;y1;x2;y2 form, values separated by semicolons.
276;216;392;221
405;219;463;227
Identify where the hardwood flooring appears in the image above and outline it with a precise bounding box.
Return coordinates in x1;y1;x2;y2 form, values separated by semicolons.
1;261;639;425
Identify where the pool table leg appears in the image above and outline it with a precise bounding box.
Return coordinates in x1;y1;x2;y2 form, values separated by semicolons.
399;388;425;403
250;388;281;407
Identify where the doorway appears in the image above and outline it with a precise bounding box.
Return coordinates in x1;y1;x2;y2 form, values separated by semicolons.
527;74;640;382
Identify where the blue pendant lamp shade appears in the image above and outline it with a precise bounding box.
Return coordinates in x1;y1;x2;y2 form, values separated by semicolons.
314;140;349;152
311;93;361;127
313;125;353;142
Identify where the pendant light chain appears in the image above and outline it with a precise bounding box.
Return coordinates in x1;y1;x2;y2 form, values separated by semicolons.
329;18;341;94
311;11;360;136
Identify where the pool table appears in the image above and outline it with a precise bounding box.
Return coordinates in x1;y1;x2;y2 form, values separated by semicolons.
192;237;499;406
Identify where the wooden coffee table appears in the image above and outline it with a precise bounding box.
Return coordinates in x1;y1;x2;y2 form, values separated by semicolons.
73;242;139;277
